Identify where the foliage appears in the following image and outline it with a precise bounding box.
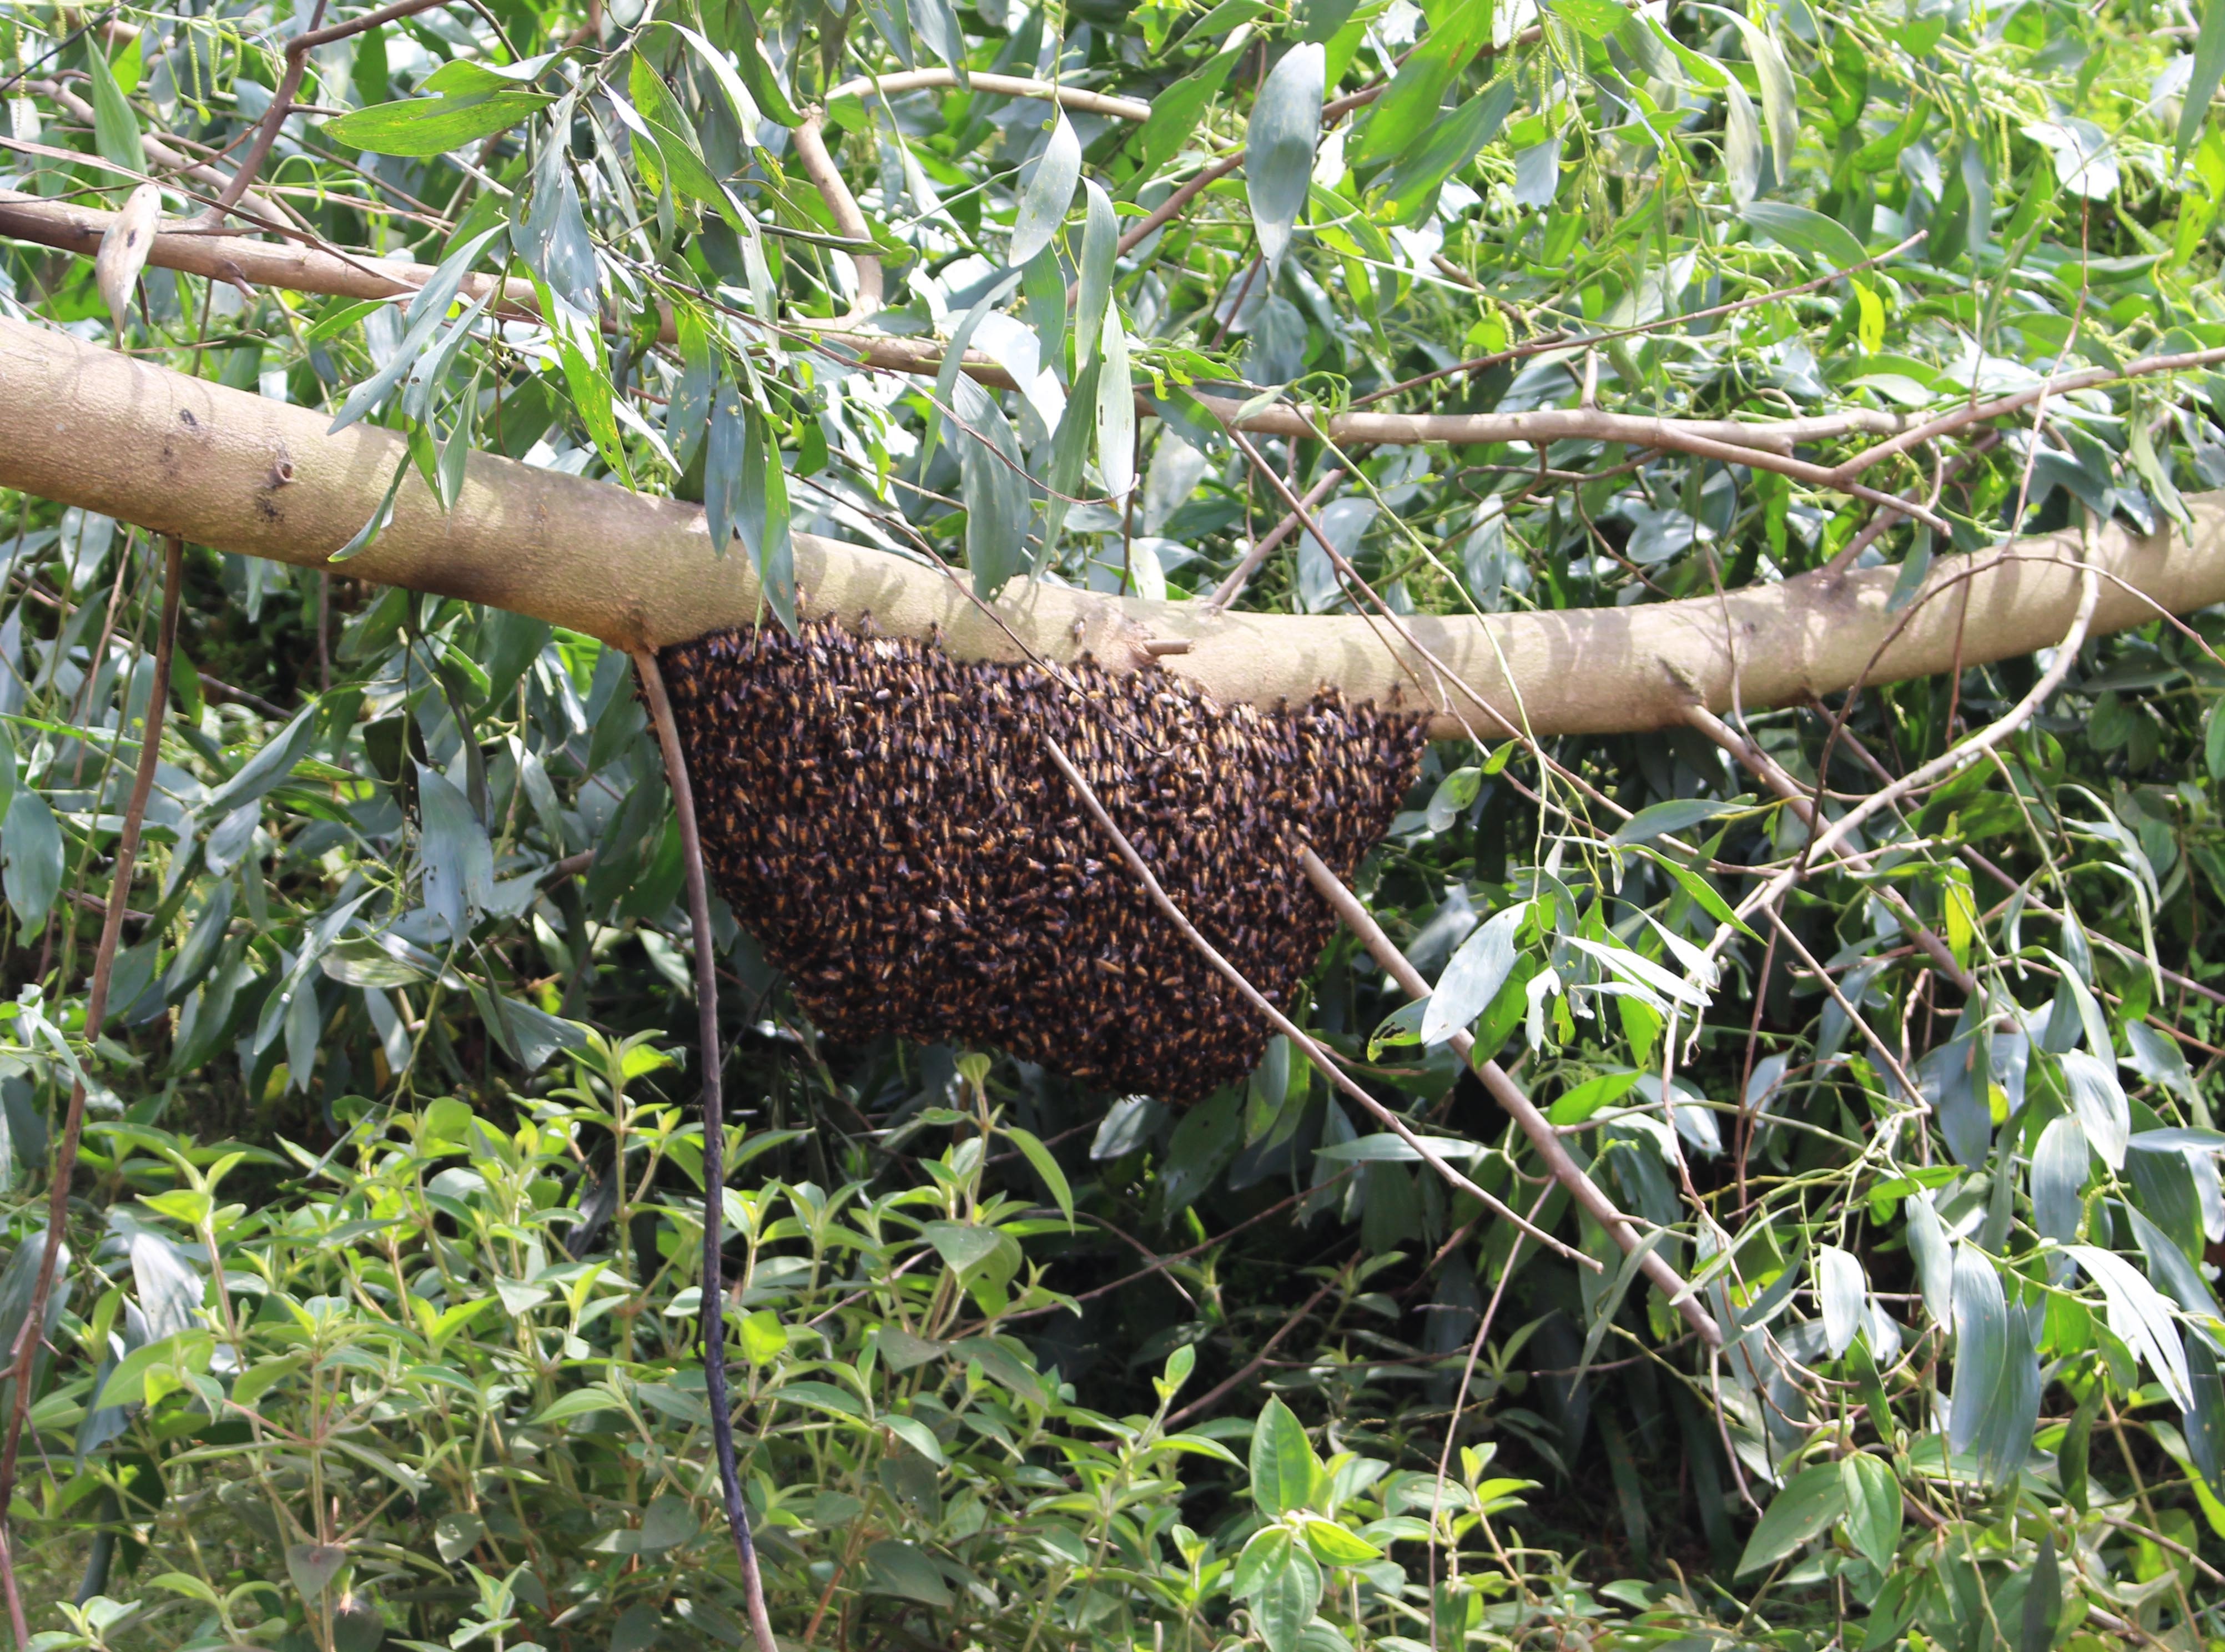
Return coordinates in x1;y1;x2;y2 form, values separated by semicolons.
7;0;2225;1645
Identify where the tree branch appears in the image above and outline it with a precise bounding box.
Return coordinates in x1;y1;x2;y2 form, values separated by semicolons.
2;313;2219;743
0;535;182;1633
635;649;779;1652
1295;848;1721;1346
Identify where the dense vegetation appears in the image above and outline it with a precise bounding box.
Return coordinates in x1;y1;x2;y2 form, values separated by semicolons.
5;0;2225;1645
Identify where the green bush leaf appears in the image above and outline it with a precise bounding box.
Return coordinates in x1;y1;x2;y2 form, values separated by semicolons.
324;91;555;157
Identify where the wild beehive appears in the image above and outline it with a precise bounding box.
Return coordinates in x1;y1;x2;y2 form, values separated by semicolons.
659;621;1426;1099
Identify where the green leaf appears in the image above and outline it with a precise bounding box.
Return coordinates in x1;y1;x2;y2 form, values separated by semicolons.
1740;202;1869;272
1378;75;1518;226
2181;0;2225;163
1004;1125;1075;1228
85;41;145;175
1250;1397;1320;1517
1135;44;1245;178
1610;795;1745;847
285;1542;349;1600
1421;900;1529;1045
324;91;555;157
1246;42;1325;269
864;1539;952;1606
1350;0;1494;169
1315;1133;1488;1163
1250;1539;1322;1652
1734;1462;1845;1575
1010;113;1081;268
1546;1068;1642;1126
1298;1516;1382;1564
1947;1245;2041;1484
1838;1453;1901;1572
2021;1528;2061;1652
1;789;62;925
953;376;1030;598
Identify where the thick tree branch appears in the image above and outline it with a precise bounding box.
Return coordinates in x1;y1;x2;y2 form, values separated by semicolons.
2;314;2220;742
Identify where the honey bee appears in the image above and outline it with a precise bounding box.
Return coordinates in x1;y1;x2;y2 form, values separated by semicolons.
653;620;1425;1099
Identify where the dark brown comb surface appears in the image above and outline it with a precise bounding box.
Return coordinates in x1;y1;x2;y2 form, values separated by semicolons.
658;622;1426;1100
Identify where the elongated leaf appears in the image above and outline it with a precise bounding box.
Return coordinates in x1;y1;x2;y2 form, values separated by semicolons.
1379;75;1517;226
1906;1191;1953;1324
325;91;554;157
1741;202;1867;271
1350;0;1494;168
1816;1245;1865;1359
1246;42;1325;270
1611;795;1743;846
1735;1463;1844;1575
2068;1243;2194;1411
1839;1453;1901;1572
1;790;61;925
1036;357;1100;573
1005;1125;1075;1227
2180;0;2225;162
1421;900;1529;1045
954;377;1030;597
1010;114;1081;268
1947;1245;2041;1484
2021;1529;2061;1652
1074;181;1117;377
85;42;144;175
203;703;321;817
2031;1115;2090;1243
1135;44;1244;178
734;407;797;633
705;378;747;555
329;225;505;434
1098;309;1135;502
1723;75;1761;208
416;763;494;940
2057;1050;2130;1170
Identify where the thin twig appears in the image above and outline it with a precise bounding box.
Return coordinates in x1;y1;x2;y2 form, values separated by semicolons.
635;649;779;1652
1678;702;1976;996
1296;848;1720;1344
0;535;183;1637
1714;542;2103;960
1207;466;1344;610
213;0;457;218
1041;737;1596;1270
1164;1271;1343;1429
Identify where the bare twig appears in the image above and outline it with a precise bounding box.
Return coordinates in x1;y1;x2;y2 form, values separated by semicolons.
1716;542;2102;956
1356;231;1928;410
1677;702;1976;995
1207;466;1344;610
1041;736;1597;1270
1164;1271;1344;1429
0;535;183;1634
635;649;779;1652
212;0;457;219
1296;848;1720;1344
827;69;1151;122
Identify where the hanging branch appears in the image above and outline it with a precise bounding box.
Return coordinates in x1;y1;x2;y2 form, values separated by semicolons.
1295;847;1723;1347
0;535;184;1643
633;649;781;1652
1041;736;1600;1272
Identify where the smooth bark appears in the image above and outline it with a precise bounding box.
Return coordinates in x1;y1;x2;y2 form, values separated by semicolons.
2;313;2219;739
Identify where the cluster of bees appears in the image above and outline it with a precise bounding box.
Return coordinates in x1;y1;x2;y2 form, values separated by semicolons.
658;621;1427;1100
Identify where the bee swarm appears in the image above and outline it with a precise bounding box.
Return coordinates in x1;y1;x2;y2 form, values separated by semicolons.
660;622;1427;1100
